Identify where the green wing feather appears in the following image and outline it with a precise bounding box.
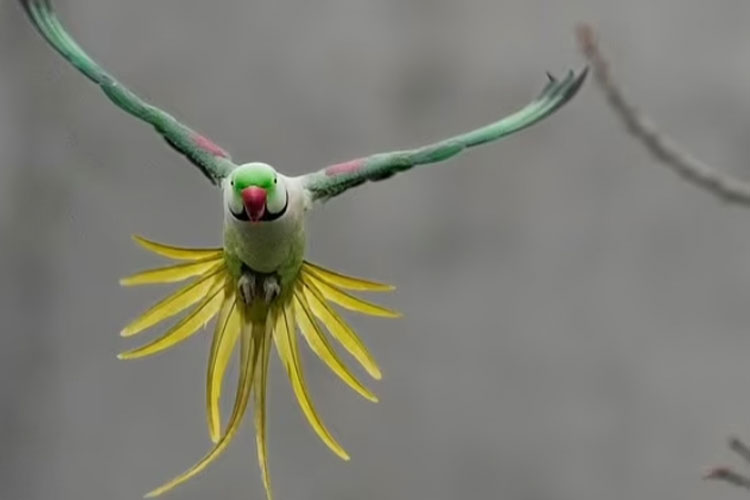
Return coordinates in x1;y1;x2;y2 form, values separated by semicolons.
20;0;235;185
302;68;587;201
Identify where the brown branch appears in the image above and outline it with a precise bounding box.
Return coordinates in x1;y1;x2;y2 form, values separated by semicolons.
704;436;750;491
576;24;750;207
730;436;750;465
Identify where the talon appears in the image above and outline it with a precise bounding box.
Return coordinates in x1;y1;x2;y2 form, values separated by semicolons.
238;273;256;305
263;275;281;304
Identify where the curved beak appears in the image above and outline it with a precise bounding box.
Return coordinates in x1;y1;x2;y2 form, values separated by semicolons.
241;186;267;222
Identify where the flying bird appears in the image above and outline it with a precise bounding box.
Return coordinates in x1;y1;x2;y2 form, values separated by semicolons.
20;0;587;498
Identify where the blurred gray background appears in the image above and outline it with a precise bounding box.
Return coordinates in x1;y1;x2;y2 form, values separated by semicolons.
4;1;750;499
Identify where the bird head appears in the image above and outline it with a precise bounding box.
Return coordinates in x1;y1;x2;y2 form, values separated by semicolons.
226;163;288;223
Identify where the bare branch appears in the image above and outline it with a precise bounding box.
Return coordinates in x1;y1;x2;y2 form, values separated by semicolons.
705;467;750;491
704;437;750;491
576;24;750;207
730;436;750;465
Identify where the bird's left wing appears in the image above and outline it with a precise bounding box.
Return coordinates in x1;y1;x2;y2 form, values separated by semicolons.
301;68;587;201
20;0;235;185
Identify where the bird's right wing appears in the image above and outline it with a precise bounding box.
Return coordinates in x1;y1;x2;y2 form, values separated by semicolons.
301;68;587;201
20;0;236;185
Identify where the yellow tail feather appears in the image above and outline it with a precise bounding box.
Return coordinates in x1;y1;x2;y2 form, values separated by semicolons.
254;323;273;500
120;259;224;286
294;286;378;402
304;272;401;318
301;277;382;380
121;270;225;337
302;262;394;292
118;281;225;360
120;237;400;497
132;235;223;261
273;302;350;460
145;309;260;498
205;292;239;442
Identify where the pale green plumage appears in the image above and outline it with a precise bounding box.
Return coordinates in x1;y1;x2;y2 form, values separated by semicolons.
20;0;587;498
302;69;587;200
20;0;585;201
19;0;234;184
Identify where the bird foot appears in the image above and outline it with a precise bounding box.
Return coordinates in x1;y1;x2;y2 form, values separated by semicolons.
263;275;281;304
238;272;256;305
238;265;281;306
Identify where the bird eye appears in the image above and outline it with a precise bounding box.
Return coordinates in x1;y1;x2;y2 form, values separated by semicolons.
274;178;277;184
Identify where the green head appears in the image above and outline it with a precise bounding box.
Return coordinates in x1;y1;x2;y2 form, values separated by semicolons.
227;163;288;223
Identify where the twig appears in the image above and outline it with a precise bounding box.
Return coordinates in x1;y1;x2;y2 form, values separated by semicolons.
730;436;750;465
704;436;750;491
576;24;750;207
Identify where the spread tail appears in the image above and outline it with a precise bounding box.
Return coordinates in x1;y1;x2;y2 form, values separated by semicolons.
120;236;399;500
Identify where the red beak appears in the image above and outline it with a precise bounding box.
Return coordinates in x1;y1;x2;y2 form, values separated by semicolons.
241;186;267;222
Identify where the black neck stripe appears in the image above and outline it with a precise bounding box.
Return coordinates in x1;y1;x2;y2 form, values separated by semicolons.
230;189;289;222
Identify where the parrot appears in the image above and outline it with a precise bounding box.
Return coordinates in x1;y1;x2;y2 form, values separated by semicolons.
19;0;587;498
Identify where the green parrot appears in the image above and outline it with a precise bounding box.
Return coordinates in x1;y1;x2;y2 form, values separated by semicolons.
20;0;587;498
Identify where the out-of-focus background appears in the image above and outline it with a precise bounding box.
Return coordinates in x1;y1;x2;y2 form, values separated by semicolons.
4;1;750;499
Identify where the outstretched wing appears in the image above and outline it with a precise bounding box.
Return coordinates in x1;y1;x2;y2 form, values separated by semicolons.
302;68;587;201
20;0;235;185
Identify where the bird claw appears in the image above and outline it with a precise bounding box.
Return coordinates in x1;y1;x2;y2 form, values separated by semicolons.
238;266;281;306
238;273;256;305
263;275;281;304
